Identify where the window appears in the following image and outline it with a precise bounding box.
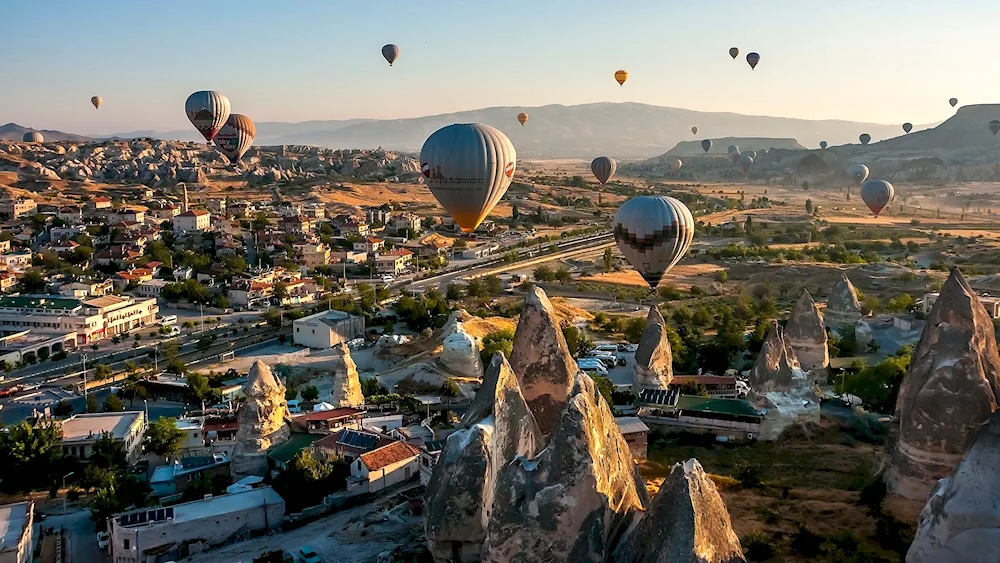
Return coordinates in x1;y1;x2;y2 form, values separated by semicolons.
124;539;130;550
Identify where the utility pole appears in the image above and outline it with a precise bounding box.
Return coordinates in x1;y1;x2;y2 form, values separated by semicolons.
81;354;88;402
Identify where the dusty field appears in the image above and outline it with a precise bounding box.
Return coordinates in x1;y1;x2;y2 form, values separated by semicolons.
579;263;724;288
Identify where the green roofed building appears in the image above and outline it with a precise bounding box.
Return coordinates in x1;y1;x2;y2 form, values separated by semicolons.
638;394;763;442
267;433;323;472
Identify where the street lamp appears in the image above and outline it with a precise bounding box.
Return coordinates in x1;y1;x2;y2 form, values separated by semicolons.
61;471;75;531
81;354;88;402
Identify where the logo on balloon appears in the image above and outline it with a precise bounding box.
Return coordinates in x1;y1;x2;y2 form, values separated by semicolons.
504;162;514;179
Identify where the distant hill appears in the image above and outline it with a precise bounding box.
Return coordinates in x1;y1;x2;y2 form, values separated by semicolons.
102;102;923;159
664;137;806;156
0;123;93;142
838;104;1000;155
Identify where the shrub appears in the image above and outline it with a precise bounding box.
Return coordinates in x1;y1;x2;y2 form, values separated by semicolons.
714;270;728;283
735;464;763;489
790;526;823;558
741;530;775;562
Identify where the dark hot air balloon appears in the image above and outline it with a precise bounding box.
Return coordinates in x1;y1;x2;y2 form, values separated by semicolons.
613;196;695;289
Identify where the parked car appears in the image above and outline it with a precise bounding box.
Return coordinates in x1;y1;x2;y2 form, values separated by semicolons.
585;352;619;369
97;532;109;550
298;545;322;563
287;399;303;414
577;358;609;377
617;343;637;353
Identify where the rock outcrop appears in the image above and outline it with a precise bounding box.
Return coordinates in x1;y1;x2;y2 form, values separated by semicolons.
231;360;291;479
329;342;363;408
824;273;863;330
886;267;1000;500
440;311;484;380
784;290;829;375
612;459;746;563
633;306;674;392
748;321;803;392
907;411;1000;563
748;322;820;441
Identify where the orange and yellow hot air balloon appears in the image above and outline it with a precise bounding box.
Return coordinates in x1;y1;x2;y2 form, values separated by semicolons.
517;112;528;126
614;70;628;86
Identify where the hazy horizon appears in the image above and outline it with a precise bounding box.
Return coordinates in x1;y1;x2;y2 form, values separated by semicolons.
3;0;995;135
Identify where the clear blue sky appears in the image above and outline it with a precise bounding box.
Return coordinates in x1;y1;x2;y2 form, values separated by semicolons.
3;0;995;134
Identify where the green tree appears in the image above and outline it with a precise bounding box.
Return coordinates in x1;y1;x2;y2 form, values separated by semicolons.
805;199;813;214
593;376;615;407
480;329;515;364
843;352;911;412
360;378;389;397
554;266;572;283
186;372;210;402
20;271;46;293
85;394;99;413
483;275;503;295
561;325;594;357
301;386;320;402
624;317;646;343
102;395;124;412
54;400;74;417
445;283;463;301
602;247;615;273
0;420;63;492
273;281;289;300
143;417;184;459
714;270;728;283
92;364;112;382
533;265;555;282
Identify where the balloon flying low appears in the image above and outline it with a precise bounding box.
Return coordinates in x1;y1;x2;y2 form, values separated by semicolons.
847;163;870;185
591;156;617;185
902;123;912;134
746;52;760;69
746;150;757;160
614;70;629;86
729;151;742;164
729;47;739;59
517;112;528;126
420;123;516;233
91;96;102;110
691;126;698;135
859;133;871;145
669;159;682;171
739;154;753;173
820;141;828;149
382;44;400;66
861;180;894;217
727;144;739;154
613;196;695;289
949;98;958;108
185;91;231;142
22;132;43;143
214;114;256;164
990;120;1000;136
701;139;713;153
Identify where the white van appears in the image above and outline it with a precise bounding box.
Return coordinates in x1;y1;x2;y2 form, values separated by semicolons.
593;344;620;355
160;315;178;326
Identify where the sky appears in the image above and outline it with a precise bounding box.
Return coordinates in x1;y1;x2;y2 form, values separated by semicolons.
2;0;996;135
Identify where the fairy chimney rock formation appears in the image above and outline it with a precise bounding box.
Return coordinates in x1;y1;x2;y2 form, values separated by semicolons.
231;360;291;479
748;321;820;441
824;273;863;330
633;306;674;392
330;342;363;408
440;310;485;380
749;321;803;392
784;290;829;373
887;267;1000;500
613;459;746;563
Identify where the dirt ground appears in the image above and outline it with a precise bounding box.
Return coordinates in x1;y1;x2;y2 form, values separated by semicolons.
579;263;725;288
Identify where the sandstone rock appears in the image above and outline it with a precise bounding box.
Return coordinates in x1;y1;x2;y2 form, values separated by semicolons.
784;290;829;373
824;273;863;330
887;267;1000;500
509;286;578;438
749;321;803;392
907;411;1000;563
440;311;484;380
329;342;363;408
854;320;873;353
633;306;673;392
612;459;746;563
231;360;291;479
748;321;820;441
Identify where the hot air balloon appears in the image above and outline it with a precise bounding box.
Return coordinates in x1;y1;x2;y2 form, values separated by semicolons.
614;70;629;86
729;47;739;59
22;132;43;143
701;139;713;153
91;96;102;110
746;150;757;160
382;44;400;66
185;91;231;142
420;123;516;233
727;144;739;154
861;180;894;217
214;114;256;164
613;196;694;289
990;120;1000;136
746;52;760;69
847;164;870;185
517;113;528;127
820;141;828;149
740;154;753;173
691;126;698;135
859;133;871;145
591;156;617;185
949;98;958;108
729;151;742;164
669;159;682;171
902;123;912;134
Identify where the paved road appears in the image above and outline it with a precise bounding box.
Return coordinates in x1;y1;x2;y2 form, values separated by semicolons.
43;507;106;563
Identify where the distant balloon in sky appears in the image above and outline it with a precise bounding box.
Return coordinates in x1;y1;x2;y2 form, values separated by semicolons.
214;114;256;164
701;139;713;153
22;131;43;143
691;126;698;135
517;112;528;126
949;97;958;108
91;96;102;110
613;196;694;289
861;180;894;217
820;141;828;149
990;120;1000;136
859;133;871;145
185;90;231;142
420;123;516;233
614;70;629;86
847;163;869;185
902;123;912;134
746;150;757;160
727;144;739;154
746;52;760;69
729;151;742;164
740;154;753;173
729;47;739;59
591;156;617;185
669;159;682;171
382;44;400;66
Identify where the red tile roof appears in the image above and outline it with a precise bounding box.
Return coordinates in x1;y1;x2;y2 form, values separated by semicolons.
359;440;419;472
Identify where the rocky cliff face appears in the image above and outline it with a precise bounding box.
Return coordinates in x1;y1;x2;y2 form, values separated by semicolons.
748;322;820;441
887;267;1000;500
784;290;829;374
329;342;363;408
231;360;291;479
824;273;863;330
440;311;485;380
612;459;746;563
907;411;1000;563
633;306;674;392
749;321;803;392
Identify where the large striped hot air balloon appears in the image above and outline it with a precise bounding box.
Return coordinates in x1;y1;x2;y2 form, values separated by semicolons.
22;131;43;143
185;91;231;142
382;44;400;66
613;196;695;289
91;96;102;110
420;124;516;233
861;180;894;217
591;157;617;185
214;114;256;164
614;70;628;86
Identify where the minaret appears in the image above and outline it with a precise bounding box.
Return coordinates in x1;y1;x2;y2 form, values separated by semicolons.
182;183;189;213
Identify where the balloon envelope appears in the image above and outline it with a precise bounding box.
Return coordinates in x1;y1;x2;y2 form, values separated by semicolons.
614;70;628;86
820;141;828;149
740;154;753;172
847;164;870;185
949;98;958;108
746;52;760;69
185;91;231;142
902;123;912;133
746;150;757;160
861;180;894;217
701;139;713;153
214;114;256;164
859;133;871;145
990;120;1000;136
517;112;528;126
22;132;43;143
613;196;695;289
591;156;617;185
669;159;682;171
691;126;698;135
727;145;739;154
729;47;739;59
91;96;102;109
420;123;516;233
382;44;400;65
729;151;742;164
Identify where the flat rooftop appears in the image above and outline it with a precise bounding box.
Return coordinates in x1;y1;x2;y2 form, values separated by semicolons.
169;487;281;525
0;295;81;311
60;411;143;443
174;418;203;431
0;501;31;553
82;295;129;309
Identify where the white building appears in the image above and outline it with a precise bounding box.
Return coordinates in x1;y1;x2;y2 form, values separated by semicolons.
346;440;420;494
924;291;1000;318
0;501;33;563
0;198;37;219
0;294;158;345
58;411;147;464
375;249;414;275
173;209;212;233
292;309;366;349
136;279;170;299
0;252;32;270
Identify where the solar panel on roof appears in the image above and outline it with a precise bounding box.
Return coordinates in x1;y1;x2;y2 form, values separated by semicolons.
337;429;378;450
637;387;680;406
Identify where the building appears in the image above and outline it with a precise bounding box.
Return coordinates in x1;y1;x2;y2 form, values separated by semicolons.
58;279;114;299
314;428;395;461
366;207;391;225
668;375;740;399
292;309;366;349
375;249;414;276
615;417;649;460
339;220;369;237
89;196;112;210
289;407;364;435
0;252;32;270
0;198;37;219
279;215;314;234
266;433;324;473
637;391;763;442
418;440;445;486
293;242;330;268
924;291;1000;318
0;501;33;563
460;243;500;260
346;440;420;494
0;272;19;293
389;213;421;234
353;237;385;254
0;330;77;366
0;294;157;345
227;279;272;308
58;411;147;464
173;209;212;233
57;206;84;224
135;279;170;299
149;453;230;497
108;488;285;563
330;250;368;265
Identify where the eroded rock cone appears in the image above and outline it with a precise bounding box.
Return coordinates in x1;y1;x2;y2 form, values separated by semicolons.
425;354;541;562
748;321;819;441
330;342;363;408
749;321;802;392
824;273;863;330
231;360;291;479
633;306;673;392
613;459;746;563
509;286;577;438
907;411;1000;563
784;290;829;374
440;310;485;380
887;267;1000;500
